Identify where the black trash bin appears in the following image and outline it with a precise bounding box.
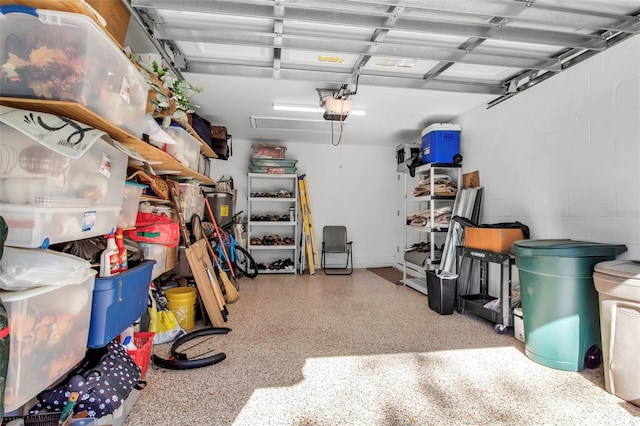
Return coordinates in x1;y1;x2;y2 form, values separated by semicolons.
426;270;458;315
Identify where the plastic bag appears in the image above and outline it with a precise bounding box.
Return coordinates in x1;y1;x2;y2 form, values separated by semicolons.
124;212;180;247
0;247;94;290
147;288;185;344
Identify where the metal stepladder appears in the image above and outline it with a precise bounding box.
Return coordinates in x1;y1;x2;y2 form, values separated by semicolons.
297;174;320;274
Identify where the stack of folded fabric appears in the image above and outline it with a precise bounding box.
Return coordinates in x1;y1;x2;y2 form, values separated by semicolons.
411;174;458;197
407;206;452;229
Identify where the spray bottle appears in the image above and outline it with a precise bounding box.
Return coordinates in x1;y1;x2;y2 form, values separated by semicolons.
100;232;119;277
115;228;128;273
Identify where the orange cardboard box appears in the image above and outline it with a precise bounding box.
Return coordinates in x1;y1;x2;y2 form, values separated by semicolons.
464;227;524;253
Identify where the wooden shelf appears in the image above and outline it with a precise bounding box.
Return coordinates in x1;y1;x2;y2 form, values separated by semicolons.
0;97;215;185
0;0;217;162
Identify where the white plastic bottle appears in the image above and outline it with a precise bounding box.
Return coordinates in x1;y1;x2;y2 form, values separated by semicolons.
120;326;137;352
100;233;119;277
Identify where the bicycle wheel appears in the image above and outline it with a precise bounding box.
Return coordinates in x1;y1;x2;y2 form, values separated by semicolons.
151;327;231;370
233;245;259;278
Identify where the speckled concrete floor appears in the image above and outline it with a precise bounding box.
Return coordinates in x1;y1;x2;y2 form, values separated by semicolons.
123;270;640;426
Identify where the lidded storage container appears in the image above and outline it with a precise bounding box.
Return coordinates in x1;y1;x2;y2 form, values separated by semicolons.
512;239;627;371
87;260;156;348
421;123;461;164
251;144;287;159
0;6;149;137
593;260;640;407
0;106;128;248
164;125;202;171
0;248;96;413
117;181;147;229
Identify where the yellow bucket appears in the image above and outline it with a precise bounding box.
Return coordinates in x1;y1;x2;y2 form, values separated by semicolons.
165;286;197;330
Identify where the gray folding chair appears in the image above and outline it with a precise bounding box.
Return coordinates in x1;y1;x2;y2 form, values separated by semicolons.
321;226;353;275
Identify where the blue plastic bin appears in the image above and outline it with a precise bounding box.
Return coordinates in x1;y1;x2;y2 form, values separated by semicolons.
87;260;155;348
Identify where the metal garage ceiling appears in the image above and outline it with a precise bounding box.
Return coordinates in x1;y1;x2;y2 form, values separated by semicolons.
128;0;640;106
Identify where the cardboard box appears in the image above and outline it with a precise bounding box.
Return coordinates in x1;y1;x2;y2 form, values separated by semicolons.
464;227;524;253
166;244;179;271
463;170;480;188
140;243;178;279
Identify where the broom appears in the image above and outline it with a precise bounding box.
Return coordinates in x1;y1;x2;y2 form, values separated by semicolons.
203;230;240;303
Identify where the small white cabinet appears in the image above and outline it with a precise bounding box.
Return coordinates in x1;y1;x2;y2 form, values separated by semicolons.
247;173;298;273
401;163;462;295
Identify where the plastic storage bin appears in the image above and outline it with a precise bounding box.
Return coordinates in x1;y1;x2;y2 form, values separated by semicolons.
593;260;640;407
248;165;297;174
139;242;168;280
0;7;148;137
426;270;457;315
0;121;128;248
251;144;286;159
164;125;202;170
117;181;147;229
0;271;96;413
87;260;156;348
512;239;627;371
421;123;461;164
250;158;298;168
249;158;297;174
178;181;203;223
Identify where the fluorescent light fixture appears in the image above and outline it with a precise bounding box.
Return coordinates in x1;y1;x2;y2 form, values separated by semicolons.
273;103;366;116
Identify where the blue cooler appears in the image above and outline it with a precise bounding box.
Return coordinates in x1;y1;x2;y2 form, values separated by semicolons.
421;123;461;164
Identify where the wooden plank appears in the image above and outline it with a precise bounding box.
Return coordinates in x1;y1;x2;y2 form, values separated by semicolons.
0;97;215;185
298;177;315;275
191;240;228;314
463;170;480;189
185;241;225;327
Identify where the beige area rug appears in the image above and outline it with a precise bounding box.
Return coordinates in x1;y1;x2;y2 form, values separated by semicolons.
124;270;640;426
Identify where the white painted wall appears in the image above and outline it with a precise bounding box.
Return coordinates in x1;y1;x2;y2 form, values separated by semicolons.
207;141;399;268
455;36;640;259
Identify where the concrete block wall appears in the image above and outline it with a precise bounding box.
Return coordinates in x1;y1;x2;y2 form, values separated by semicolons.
455;36;640;258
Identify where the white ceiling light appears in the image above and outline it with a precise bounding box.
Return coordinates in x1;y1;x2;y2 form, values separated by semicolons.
273;103;366;116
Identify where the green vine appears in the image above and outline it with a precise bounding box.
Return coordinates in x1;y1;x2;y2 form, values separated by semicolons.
151;60;202;113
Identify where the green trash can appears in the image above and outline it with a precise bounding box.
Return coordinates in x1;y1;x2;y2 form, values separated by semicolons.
512;239;627;371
